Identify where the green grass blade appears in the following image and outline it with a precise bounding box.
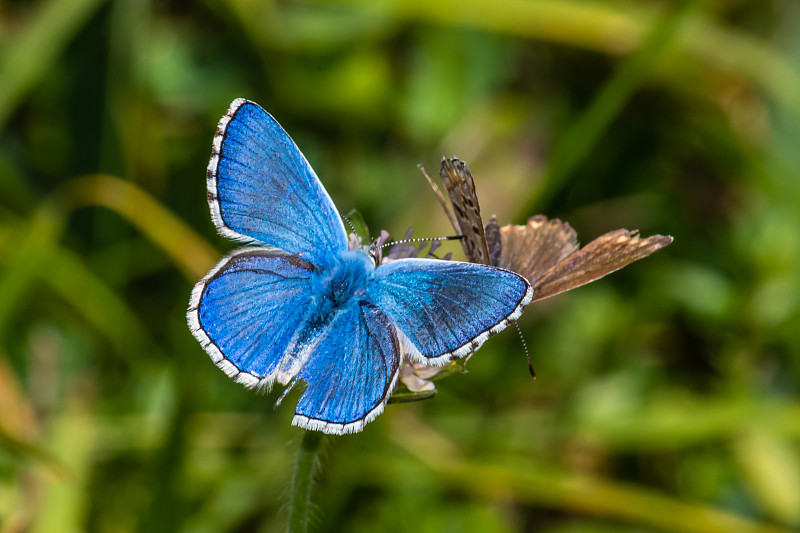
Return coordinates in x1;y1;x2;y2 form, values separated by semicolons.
58;175;219;281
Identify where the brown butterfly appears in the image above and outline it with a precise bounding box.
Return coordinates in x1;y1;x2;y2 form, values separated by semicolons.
422;157;673;303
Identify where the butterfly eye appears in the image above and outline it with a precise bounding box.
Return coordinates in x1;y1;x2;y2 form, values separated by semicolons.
367;242;379;259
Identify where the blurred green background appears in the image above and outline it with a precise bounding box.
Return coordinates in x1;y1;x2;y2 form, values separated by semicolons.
2;0;800;532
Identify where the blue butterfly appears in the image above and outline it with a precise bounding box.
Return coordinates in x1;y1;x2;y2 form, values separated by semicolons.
187;99;533;434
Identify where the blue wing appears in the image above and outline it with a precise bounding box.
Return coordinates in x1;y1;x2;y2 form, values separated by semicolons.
187;248;316;388
207;99;348;264
293;302;399;435
366;258;533;365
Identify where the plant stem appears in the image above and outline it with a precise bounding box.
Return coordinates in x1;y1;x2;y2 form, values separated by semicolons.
287;431;324;533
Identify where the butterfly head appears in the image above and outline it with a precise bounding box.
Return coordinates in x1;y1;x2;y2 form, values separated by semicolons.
362;230;390;265
345;227;383;259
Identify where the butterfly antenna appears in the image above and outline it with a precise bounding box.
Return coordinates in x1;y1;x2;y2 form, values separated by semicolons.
381;235;464;250
418;163;460;234
340;213;358;235
514;321;536;379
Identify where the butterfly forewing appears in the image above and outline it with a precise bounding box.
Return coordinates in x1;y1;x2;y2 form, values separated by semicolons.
496;216;580;286
209;99;348;265
502;223;673;302
439;157;492;265
366;258;532;365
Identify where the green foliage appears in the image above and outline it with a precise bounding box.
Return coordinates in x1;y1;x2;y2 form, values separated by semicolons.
1;0;800;531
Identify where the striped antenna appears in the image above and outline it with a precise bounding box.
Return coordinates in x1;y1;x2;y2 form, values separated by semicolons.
381;235;464;250
513;321;535;379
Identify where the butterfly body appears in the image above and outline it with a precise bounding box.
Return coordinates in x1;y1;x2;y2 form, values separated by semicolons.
310;248;374;321
188;100;532;434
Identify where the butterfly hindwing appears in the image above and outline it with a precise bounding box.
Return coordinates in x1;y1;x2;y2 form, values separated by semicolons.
208;99;348;264
293;302;399;434
187;248;316;388
366;258;533;365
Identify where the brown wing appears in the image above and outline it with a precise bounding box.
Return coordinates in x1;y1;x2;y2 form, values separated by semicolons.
496;216;580;285
484;215;502;267
422;158;672;299
439;157;492;265
497;217;673;302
